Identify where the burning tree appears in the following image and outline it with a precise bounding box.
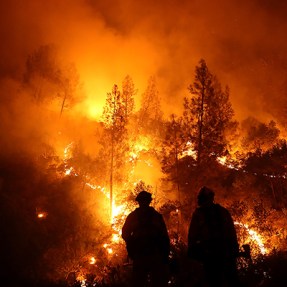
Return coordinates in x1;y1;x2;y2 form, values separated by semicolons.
4;48;287;286
138;76;164;137
240;117;280;153
161;114;185;187
121;75;136;123
183;59;235;166
100;83;133;219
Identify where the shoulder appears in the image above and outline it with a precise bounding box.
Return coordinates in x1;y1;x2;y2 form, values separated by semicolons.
214;204;233;221
191;207;205;222
215;203;231;214
126;209;139;220
150;206;160;213
147;207;166;224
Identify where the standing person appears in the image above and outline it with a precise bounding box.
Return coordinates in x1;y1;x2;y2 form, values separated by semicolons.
188;186;241;287
122;190;170;287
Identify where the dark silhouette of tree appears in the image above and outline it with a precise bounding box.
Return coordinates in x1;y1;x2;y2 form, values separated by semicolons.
243;140;287;208
161;114;186;199
161;114;188;235
138;76;163;136
241;117;280;153
24;44;59;103
101;84;129;219
183;59;234;165
57;63;83;117
122;75;136;122
24;44;83;117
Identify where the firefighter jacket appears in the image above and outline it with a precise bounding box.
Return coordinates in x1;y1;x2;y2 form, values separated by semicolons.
188;203;239;262
122;206;170;262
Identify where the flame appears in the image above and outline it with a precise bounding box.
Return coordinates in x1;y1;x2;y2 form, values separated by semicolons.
129;136;151;162
60;139;277;287
63;142;128;245
112;203;125;219
111;233;120;243
76;275;86;287
235;221;267;255
37;212;47;219
180;141;197;159
62;142;273;260
89;256;96;265
65;167;73;176
103;243;113;254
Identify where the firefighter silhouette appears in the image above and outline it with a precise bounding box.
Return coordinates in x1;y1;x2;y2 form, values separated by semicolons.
122;190;170;287
188;186;241;287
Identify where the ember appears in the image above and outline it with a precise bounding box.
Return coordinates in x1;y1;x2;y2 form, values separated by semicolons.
37;212;47;219
89;257;96;265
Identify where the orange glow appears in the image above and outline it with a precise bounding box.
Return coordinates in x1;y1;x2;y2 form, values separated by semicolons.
179;141;197;159
103;243;113;255
37;212;47;219
235;221;268;255
3;2;287;286
89;256;96;265
111;233;120;243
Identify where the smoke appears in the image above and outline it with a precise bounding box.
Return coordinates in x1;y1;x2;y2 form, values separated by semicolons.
1;0;287;123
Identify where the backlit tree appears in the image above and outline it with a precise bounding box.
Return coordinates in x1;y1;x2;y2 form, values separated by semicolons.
101;84;129;219
24;44;83;117
183;59;234;165
138;76;163;137
121;75;136;122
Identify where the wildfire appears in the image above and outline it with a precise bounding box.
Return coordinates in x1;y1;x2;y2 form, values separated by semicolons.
180;141;197;159
235;221;267;255
59;140;276;287
65;167;74;176
85;182;109;198
62;142;132;246
216;156;240;170
89;256;96;265
111;233;121;243
37;212;47;219
64;142;74;159
36;209;48;219
103;243;113;254
129;136;150;158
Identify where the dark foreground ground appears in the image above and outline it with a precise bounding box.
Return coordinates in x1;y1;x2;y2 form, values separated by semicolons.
2;250;287;287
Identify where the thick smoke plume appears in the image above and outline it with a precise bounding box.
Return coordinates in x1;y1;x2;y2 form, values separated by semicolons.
1;0;287;121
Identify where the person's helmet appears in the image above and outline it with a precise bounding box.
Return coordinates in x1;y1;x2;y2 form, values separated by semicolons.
135;190;152;203
197;186;214;206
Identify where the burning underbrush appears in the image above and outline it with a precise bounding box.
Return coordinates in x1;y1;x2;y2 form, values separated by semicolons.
1;138;287;287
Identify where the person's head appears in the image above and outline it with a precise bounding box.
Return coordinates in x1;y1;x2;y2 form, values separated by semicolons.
197;186;215;206
135;190;152;207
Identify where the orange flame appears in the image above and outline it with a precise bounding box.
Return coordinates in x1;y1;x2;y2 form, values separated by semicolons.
235;221;267;255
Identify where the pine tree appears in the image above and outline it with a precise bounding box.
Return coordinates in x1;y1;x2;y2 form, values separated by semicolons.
24;44;83;116
121;75;136;122
138;76;163;136
241;117;280;153
101;84;130;219
183;59;234;165
161;114;186;205
102;85;125;218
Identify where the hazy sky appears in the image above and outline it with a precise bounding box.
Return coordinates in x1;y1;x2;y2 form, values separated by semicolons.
1;0;287;121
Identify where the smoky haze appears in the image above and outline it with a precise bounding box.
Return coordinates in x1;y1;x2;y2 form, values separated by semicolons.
1;0;287;121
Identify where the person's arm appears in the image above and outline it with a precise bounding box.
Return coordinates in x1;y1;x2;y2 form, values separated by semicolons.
122;213;133;242
122;212;137;259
